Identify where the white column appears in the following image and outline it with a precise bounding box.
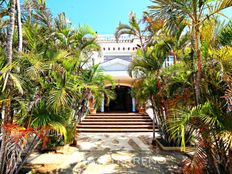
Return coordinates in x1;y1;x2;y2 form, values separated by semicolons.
101;97;104;112
132;97;136;112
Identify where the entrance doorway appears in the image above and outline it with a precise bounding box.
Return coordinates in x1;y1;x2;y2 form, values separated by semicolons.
105;86;132;112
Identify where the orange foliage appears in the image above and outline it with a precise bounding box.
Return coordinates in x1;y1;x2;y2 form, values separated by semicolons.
1;123;47;148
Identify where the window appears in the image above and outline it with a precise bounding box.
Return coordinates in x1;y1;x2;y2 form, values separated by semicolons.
128;47;130;50
108;47;110;51
123;47;125;51
168;56;174;65
113;47;115;51
163;56;174;68
118;47;120;50
103;47;105;51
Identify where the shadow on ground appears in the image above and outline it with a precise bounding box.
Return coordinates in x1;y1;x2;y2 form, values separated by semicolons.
25;133;185;174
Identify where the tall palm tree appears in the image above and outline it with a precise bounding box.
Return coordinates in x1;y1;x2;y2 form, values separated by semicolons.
128;41;171;142
0;0;16;172
16;0;22;52
149;0;232;105
168;43;232;173
0;2;110;171
6;0;16;66
0;1;9;47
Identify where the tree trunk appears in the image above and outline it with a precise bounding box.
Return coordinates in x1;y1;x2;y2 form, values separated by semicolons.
0;0;16;173
0;101;13;174
15;136;41;174
194;20;202;105
16;0;22;52
150;97;160;144
72;89;92;145
6;0;16;65
173;50;177;64
195;31;202;105
0;104;7;174
192;0;202;105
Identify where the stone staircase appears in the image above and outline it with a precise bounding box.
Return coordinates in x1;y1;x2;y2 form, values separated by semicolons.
77;112;158;133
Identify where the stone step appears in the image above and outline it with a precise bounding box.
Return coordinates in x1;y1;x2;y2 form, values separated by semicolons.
77;125;154;128
89;114;148;116
80;122;153;125
79;112;156;133
82;119;152;122
89;113;147;116
77;128;156;133
85;116;150;119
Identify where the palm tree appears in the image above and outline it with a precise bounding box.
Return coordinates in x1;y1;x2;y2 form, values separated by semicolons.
149;0;232;105
0;1;112;171
0;2;9;47
0;0;16;172
16;0;22;52
165;22;190;64
115;12;146;50
128;40;170;77
76;64;114;122
170;101;232;174
168;44;232;173
128;40;171;143
5;0;16;75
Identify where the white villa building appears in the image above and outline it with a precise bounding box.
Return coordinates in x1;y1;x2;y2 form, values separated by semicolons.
92;34;174;113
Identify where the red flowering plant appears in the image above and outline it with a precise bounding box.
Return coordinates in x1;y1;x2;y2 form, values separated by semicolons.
0;123;44;174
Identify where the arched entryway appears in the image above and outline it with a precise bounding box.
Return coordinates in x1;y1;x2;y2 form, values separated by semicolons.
103;86;135;112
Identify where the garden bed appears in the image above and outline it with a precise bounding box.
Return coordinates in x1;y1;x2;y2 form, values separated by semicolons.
154;138;195;153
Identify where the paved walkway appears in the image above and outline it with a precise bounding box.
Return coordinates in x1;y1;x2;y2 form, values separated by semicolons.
27;133;184;174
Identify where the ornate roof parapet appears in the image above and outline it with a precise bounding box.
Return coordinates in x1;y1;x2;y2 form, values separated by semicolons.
97;34;136;43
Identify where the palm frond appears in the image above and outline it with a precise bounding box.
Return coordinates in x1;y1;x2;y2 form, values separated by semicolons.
9;73;24;95
47;88;72;112
48;122;67;142
206;0;232;20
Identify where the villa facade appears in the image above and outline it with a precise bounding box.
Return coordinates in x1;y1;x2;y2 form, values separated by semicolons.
92;34;174;113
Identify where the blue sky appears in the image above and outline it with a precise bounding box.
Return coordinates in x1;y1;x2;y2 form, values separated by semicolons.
46;0;151;34
46;0;232;34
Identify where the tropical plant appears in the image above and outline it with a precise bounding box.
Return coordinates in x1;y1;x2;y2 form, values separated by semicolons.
128;41;172;142
218;20;232;46
0;1;114;173
170;101;232;174
149;0;232;104
115;12;147;50
0;0;17;173
167;44;232;173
